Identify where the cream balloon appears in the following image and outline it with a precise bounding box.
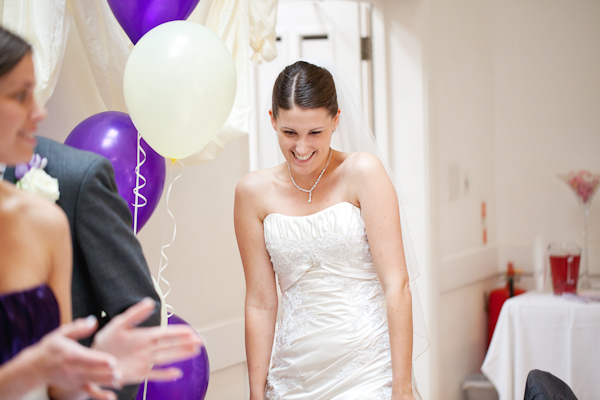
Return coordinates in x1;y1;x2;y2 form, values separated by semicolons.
123;21;237;160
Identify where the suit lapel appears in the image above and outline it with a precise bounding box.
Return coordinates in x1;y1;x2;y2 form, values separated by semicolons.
3;165;15;183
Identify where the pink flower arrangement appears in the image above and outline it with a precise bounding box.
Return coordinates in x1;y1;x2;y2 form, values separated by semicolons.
559;170;600;204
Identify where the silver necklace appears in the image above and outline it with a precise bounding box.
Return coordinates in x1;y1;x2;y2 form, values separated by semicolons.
287;148;332;203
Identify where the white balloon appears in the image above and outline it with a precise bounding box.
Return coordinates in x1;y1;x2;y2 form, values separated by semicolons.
123;21;237;160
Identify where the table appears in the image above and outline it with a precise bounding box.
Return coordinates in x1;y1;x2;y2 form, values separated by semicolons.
481;292;600;400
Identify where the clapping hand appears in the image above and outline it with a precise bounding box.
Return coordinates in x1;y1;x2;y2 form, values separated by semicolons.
92;298;202;383
34;316;122;400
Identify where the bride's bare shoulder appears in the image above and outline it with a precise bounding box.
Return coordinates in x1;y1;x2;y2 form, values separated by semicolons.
235;165;282;201
339;151;385;176
236;167;272;192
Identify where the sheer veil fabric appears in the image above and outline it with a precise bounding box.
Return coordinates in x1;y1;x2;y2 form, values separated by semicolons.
257;58;429;362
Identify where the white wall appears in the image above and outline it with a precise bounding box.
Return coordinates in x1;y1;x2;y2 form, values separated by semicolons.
373;0;432;397
492;0;600;272
373;0;500;397
419;0;600;399
425;0;499;397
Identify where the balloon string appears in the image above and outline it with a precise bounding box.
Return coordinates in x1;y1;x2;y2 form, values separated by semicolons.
133;133;149;235
135;138;151;400
156;160;184;318
148;160;183;397
141;377;148;400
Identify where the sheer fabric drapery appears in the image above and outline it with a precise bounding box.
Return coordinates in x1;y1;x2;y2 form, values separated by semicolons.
1;0;71;106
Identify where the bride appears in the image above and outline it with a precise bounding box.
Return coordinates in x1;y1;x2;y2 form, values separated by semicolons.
234;60;427;399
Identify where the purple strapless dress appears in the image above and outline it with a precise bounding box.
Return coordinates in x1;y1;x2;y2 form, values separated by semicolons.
0;284;60;365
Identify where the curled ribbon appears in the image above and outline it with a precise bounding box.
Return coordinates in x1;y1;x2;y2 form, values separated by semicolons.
133;133;148;235
140;158;184;400
156;159;185;319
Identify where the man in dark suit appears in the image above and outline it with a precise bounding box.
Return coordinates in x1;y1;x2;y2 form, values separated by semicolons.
4;136;161;400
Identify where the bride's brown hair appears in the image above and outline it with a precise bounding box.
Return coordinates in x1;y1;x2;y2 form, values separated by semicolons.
271;61;338;119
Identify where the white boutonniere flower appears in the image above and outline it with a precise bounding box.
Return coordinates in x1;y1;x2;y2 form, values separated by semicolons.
15;154;60;203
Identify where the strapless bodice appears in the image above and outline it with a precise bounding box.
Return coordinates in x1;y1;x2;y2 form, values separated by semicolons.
264;202;375;292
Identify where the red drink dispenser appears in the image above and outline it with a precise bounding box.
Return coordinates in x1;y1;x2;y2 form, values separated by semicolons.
486;262;526;348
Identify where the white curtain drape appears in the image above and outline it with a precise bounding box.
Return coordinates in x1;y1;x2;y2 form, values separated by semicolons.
68;0;132;112
1;0;70;106
0;0;279;163
249;0;278;63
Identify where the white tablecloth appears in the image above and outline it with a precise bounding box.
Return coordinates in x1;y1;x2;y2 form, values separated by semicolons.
481;292;600;400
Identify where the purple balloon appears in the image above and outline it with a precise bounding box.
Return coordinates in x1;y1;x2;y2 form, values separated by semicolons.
65;111;166;232
108;0;201;44
136;314;210;400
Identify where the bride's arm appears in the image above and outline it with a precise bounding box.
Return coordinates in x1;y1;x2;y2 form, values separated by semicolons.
352;153;415;399
234;174;279;400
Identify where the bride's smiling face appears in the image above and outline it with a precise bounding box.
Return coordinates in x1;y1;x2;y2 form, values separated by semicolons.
0;53;46;166
271;106;339;177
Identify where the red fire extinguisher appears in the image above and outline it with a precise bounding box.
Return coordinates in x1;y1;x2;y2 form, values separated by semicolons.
486;262;526;348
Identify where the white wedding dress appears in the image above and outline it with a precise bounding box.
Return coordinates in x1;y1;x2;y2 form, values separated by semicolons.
263;201;421;399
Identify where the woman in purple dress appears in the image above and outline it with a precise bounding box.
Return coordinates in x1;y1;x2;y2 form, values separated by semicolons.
0;26;201;400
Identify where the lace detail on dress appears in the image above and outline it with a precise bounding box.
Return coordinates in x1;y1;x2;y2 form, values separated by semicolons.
266;370;305;400
274;282;317;352
322;274;387;335
266;229;372;278
334;347;372;380
374;381;393;399
267;281;314;396
336;335;393;396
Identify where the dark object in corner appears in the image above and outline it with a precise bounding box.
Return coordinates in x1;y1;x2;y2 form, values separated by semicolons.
524;369;578;400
